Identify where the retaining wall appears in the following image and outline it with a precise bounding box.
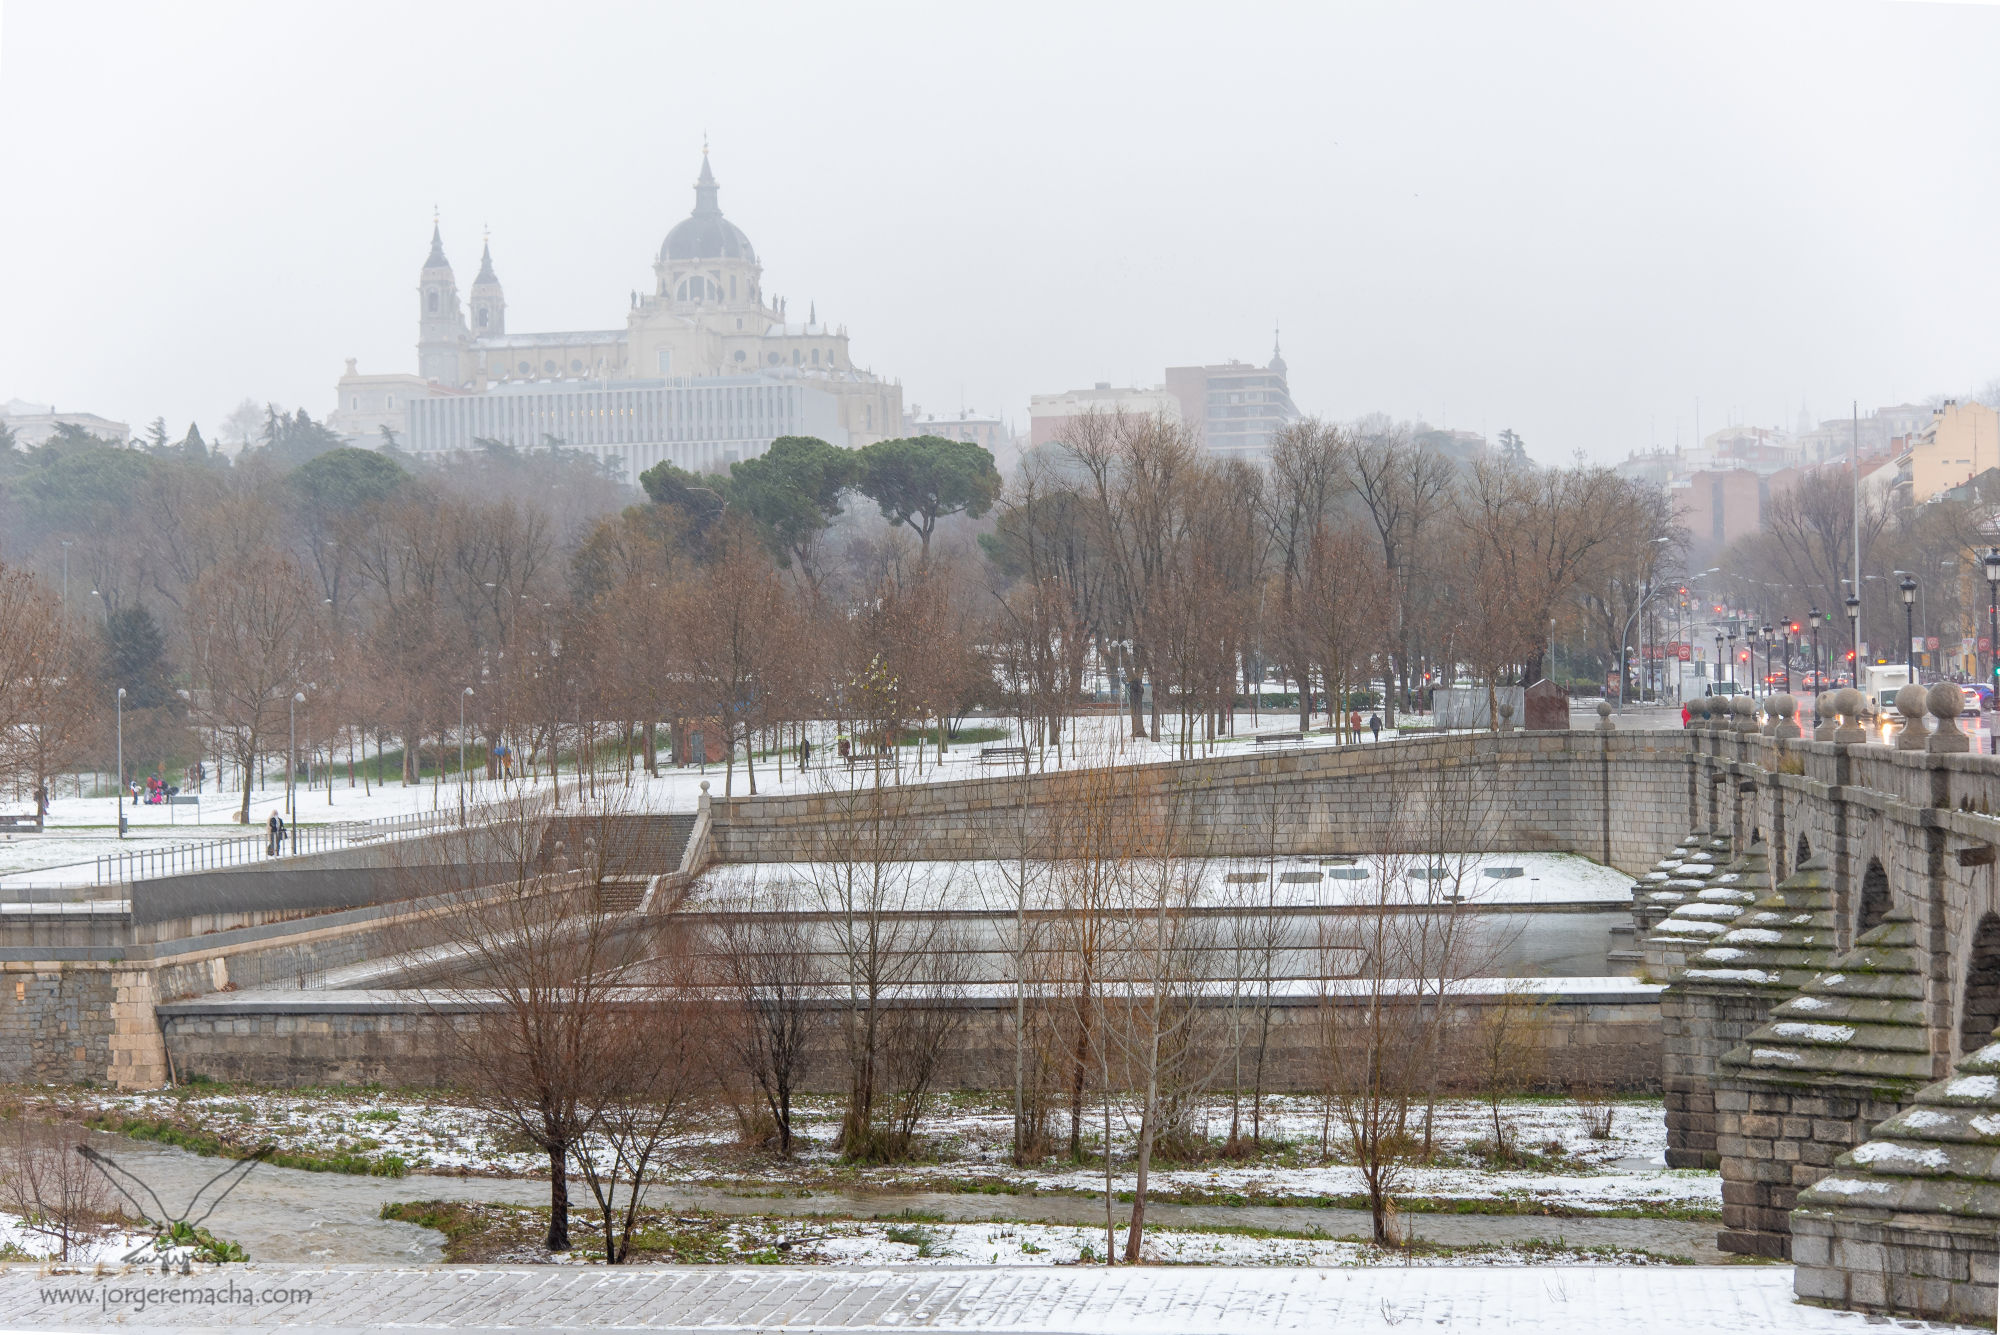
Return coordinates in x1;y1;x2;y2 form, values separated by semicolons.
157;984;1666;1092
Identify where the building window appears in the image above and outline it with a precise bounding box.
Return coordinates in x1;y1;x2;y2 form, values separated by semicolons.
388;397;395;408
518;360;531;373
733;350;746;363
427;290;439;313
865;405;873;431
729;276;736;300
793;349;800;365
657;349;672;375
542;359;557;374
768;352;780;364
477;307;488;328
811;349;820;364
352;397;360;410
570;358;583;373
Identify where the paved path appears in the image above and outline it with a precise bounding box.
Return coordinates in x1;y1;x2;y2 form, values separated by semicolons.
0;1263;1948;1332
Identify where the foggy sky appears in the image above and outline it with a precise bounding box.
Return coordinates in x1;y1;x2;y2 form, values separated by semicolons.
3;0;1999;463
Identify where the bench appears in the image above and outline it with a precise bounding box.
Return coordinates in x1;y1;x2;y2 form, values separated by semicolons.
978;745;1028;765
168;795;200;807
1251;731;1304;745
842;750;890;768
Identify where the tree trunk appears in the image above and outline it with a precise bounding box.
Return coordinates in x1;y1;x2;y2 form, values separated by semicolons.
546;1143;570;1251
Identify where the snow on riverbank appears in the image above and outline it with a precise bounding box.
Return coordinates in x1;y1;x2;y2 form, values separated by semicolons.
74;1090;1711;1217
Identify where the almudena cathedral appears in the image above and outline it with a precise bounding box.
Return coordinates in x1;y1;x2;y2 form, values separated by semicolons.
327;151;904;483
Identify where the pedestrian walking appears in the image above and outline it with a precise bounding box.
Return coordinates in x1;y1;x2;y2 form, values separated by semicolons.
1369;713;1382;742
1681;703;1692;729
267;810;286;857
799;738;812;769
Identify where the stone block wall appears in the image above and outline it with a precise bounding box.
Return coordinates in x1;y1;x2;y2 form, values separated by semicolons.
1713;1077;1906;1258
712;732;1697;875
1660;987;1770;1169
1792;1212;1998;1324
160;989;1666;1093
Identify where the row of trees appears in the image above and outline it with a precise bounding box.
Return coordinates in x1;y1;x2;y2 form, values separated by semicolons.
414;751;1530;1263
1;409;1680;810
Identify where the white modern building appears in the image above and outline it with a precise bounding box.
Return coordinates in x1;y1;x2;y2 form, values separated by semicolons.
405;375;846;481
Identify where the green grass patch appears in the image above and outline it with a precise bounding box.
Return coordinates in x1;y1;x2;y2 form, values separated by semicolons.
90;1114;408;1178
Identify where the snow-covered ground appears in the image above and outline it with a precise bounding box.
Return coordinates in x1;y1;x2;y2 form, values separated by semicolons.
0;1210;152;1265
76;1090;1710;1218
4;709;1661;890
696;853;1635;912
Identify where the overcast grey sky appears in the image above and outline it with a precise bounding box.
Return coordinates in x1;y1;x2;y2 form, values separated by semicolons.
4;0;1999;461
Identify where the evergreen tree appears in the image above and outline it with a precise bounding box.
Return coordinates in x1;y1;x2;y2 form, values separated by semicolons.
179;422;209;461
100;606;176;710
145;417;170;452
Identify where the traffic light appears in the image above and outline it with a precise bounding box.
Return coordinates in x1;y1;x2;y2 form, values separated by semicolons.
1789;621;1801;635
1845;649;1857;662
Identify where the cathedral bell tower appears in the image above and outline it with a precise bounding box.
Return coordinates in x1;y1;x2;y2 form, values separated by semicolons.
417;219;470;387
469;233;505;338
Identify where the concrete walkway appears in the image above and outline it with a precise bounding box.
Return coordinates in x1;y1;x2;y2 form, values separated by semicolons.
0;1263;1955;1332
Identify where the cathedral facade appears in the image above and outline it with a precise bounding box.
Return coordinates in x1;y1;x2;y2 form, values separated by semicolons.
333;153;903;480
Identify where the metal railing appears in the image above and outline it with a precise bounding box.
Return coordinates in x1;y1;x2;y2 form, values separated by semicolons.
90;790;556;888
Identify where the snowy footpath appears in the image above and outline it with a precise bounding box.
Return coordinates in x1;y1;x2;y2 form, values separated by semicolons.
0;1263;1955;1332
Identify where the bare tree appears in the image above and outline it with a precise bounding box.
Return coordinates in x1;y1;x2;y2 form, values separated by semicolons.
567;940;711;1263
394;793;672;1252
0;1110;111;1261
704;883;822;1157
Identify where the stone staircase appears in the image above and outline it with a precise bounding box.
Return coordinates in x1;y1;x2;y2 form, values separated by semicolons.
538;813;698;912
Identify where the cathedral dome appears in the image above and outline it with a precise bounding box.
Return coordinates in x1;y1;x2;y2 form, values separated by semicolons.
662;155;755;263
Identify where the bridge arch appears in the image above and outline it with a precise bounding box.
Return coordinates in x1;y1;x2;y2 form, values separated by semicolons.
1963;913;2000;1056
1858;857;1892;936
1796;833;1812;865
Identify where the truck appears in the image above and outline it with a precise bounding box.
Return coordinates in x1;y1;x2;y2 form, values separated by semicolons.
1862;664;1913;714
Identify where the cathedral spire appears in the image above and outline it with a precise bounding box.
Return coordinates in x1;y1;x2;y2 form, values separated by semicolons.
475;233;498;285
425;215;449;270
693;149;719;215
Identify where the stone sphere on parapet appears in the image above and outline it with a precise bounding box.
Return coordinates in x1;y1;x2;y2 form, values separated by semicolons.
1596;701;1612;717
1928;681;1965;720
1734;695;1757;718
1771;694;1796;721
1834;688;1865;720
1896;683;1930;721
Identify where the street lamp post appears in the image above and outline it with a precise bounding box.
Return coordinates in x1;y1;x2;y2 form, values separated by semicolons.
1845;595;1862;681
1784;620;1798;694
1900;574;1918;676
115;686;127;839
1761;624;1773;697
1984;550;2000;723
1808;607;1822;691
1714;631;1725;694
459;686;475;826
1727;623;1739;691
289;691;305;826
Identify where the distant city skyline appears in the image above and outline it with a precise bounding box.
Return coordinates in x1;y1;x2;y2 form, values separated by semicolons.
5;2;2000;464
